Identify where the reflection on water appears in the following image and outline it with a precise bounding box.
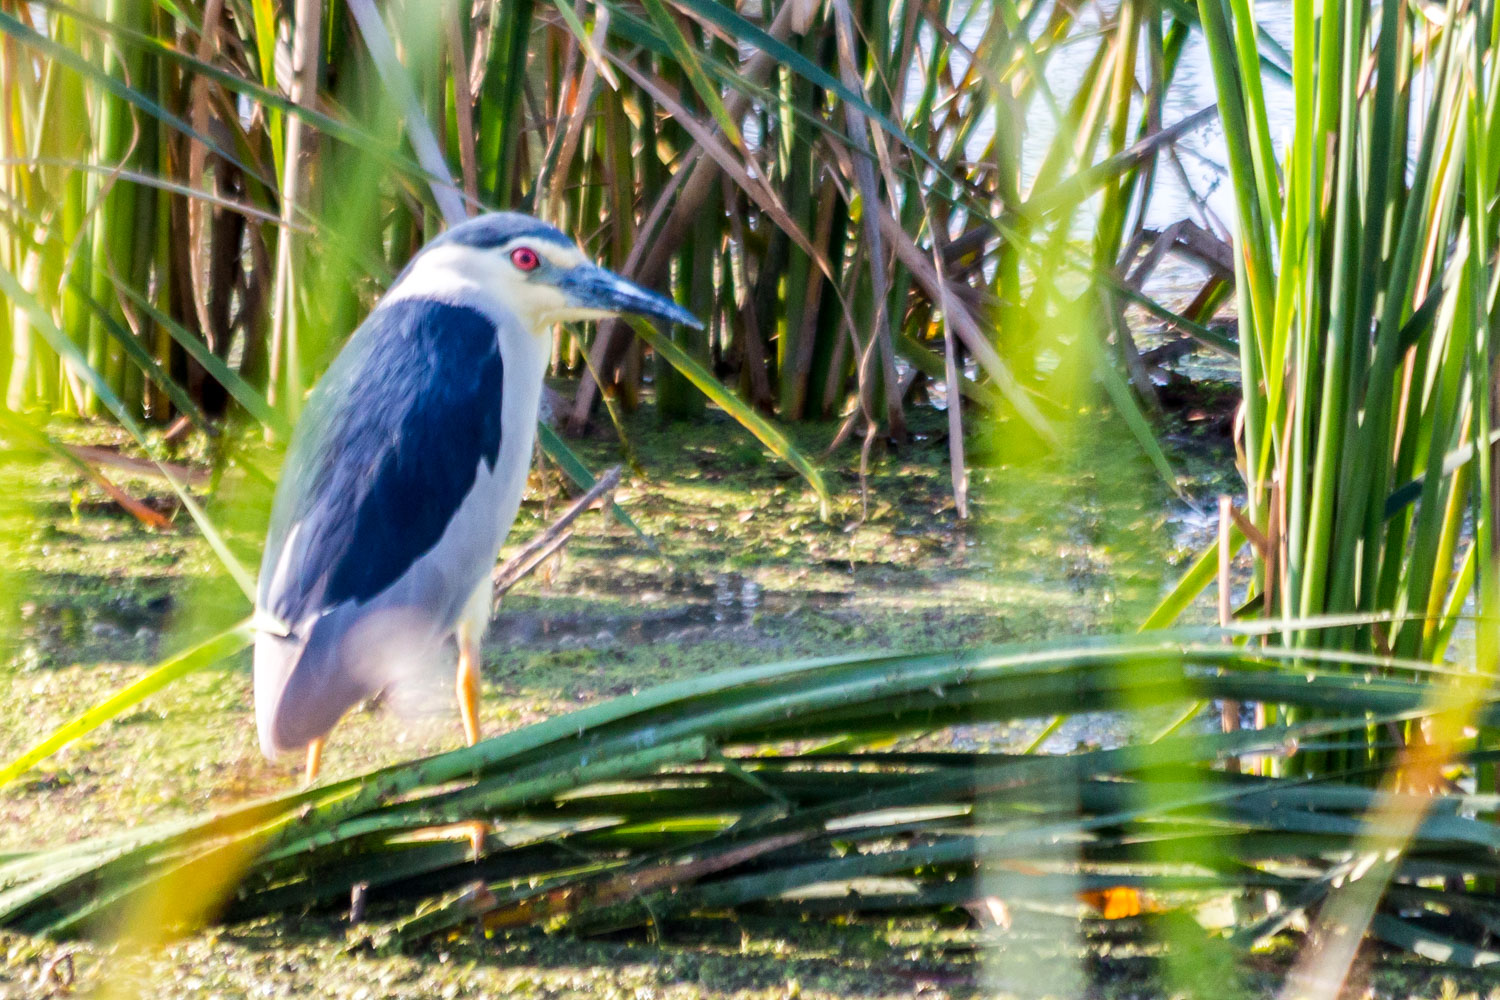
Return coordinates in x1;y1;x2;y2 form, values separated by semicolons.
489;572;829;650
15;593;168;670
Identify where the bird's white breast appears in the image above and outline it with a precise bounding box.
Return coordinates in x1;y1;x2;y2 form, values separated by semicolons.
485;310;550;555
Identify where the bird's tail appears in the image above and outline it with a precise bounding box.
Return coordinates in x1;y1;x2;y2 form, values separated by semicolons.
253;631;301;760
253;622;361;760
255;604;439;760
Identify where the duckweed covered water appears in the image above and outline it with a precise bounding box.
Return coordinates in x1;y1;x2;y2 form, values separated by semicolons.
7;405;1470;998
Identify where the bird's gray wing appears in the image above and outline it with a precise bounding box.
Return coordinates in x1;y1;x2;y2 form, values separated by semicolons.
254;299;504;755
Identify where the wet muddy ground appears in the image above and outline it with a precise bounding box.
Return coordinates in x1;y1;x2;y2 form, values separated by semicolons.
0;402;1480;998
0;407;1219;837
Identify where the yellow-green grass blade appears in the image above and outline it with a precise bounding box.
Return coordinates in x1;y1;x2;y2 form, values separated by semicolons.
0;262;257;599
0;623;252;788
535;421;649;545
1139;525;1245;632
625;317;830;520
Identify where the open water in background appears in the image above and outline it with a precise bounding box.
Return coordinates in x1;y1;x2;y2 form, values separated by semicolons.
934;0;1297;298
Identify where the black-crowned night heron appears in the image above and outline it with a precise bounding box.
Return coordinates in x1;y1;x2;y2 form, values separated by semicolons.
253;212;700;781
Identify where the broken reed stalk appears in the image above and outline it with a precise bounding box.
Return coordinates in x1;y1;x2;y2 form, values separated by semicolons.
491;463;623;600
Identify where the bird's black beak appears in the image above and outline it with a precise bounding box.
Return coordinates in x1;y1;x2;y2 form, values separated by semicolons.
557;264;704;329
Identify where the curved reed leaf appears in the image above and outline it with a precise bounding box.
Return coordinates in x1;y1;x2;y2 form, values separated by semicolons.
640;0;744;149
71;283;211;434
0;263;257;599
1;632;1494;962
624;317;830;519
0;623;252;789
108;280;286;438
536;421;648;543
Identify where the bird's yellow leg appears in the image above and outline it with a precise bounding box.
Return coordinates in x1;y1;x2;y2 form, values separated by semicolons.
304;737;324;785
451;624;488;858
457;622;483;746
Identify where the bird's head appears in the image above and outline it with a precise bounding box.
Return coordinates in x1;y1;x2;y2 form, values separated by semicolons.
388;211;702;335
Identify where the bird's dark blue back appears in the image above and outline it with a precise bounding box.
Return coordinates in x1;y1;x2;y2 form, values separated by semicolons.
258;299;504;631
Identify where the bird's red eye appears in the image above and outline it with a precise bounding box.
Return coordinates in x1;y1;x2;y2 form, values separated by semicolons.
510;247;540;271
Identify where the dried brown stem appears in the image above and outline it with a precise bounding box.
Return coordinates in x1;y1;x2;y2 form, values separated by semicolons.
491;464;624;600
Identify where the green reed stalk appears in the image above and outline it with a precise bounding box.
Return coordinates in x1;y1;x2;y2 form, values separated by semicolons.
1171;0;1499;782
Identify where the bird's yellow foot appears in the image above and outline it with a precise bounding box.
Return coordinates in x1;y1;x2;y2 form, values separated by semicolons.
303;737;325;786
402;820;489;862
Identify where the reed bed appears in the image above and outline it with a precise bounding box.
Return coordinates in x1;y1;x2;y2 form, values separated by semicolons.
0;0;1236;497
4;0;1500;983
1147;0;1500;778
